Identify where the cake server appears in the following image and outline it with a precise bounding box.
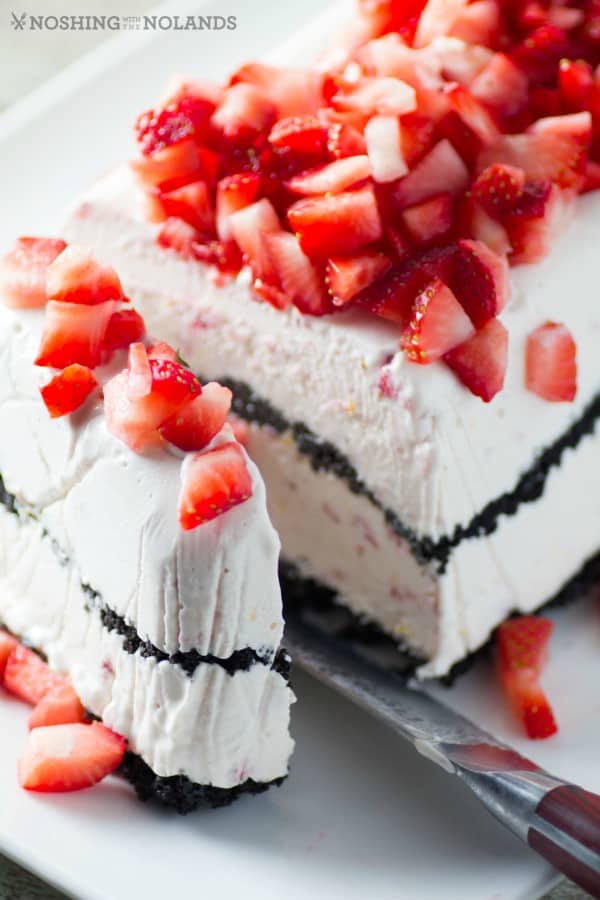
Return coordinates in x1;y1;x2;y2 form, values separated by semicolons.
284;610;600;898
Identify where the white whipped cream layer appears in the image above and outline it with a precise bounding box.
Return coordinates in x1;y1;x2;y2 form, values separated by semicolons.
0;506;293;786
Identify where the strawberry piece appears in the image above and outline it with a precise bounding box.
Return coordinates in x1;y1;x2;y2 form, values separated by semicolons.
147;356;201;407
460;196;512;256
104;308;146;352
326;250;392;306
46;245;123;305
228;198;281;281
326;121;367;160
40;365;98;419
131;139;207;192
135;92;215;155
583;160;600;194
153;180;214;234
216;173;262;241
4;645;65;706
127;341;153;400
392;139;469;209
447;0;501;46
0;237;66;309
471;54;529;121
147;342;178;362
285;156;371;196
192;239;243;275
432;39;494;90
35;300;116;369
401;279;475;364
263;231;333;315
451;238;510;327
397;114;436;168
231;63;324;118
444;317;508;402
268;115;327;156
497;616;558;740
157;218;202;260
179;442;253;530
365;115;408;183
505;181;566;265
288;185;383;258
472;164;526;218
19;722;126;792
413;0;469;47
28;682;86;730
559;59;594;113
228;415;250;447
444;84;499;147
511;25;570;86
332;77;417;116
211;84;277;143
525;321;577;402
401;193;453;244
0;631;18;680
159;382;232;451
358;243;458;324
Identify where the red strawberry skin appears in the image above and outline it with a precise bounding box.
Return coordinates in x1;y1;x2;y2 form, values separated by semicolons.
104;309;146;352
4;645;65;706
35;300;116;370
444;317;509;402
0;631;18;680
40;365;98;419
497;616;558;740
19;722;126;792
159;382;232;452
28;682;86;730
0;237;66;309
525;321;577;402
179;442;253;530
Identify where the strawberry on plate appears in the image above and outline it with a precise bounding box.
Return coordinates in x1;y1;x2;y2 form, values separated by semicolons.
4;645;65;706
179;441;254;529
444;316;508;402
19;722;126;792
287;185;383;258
0;631;18;680
525;321;577;402
40;365;98;419
46;245;124;305
497;616;558;739
401;278;475;364
160;382;232;452
28;681;86;730
0;237;66;309
35;300;117;370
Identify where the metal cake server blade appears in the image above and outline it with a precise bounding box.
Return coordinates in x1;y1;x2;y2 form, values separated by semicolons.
284;610;600;898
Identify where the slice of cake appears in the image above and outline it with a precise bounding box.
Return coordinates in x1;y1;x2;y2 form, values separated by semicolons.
0;239;294;810
63;0;600;678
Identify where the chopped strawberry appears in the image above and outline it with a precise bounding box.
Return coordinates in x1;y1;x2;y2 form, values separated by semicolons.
40;365;98;418
268;115;327;156
471;54;529;121
365;115;408;183
228;198;281;281
326;121;367;160
432;38;493;90
192;239;243;275
0;237;66;309
497;616;558;739
583;160;600;194
28;682;86;730
35;300;117;369
147;341;178;362
525;321;577;402
228;414;250;446
332;77;417;117
46;245;123;306
511;24;570;86
157;217;202;260
211;84;277;143
401;278;475;364
231;63;324;118
285;156;371;195
160;382;232;451
414;0;469;47
263;231;333;315
444;317;508;402
397;114;436;168
392;139;470;209
326;250;392;306
447;0;501;46
288;185;383;258
401;193;453;244
127;341;153;400
19;722;126;792
135;92;215;155
472;164;526;218
153;180;215;234
505;181;566;265
131;139;207;192
179;442;253;529
4;645;65;706
216;173;262;241
104;308;146;352
451;238;510;327
0;631;18;680
460;196;512;256
559;59;594;113
444;83;499;148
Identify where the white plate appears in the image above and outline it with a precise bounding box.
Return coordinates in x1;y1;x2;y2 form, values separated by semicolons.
0;2;597;897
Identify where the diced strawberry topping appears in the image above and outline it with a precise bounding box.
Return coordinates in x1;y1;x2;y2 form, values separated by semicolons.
332;77;417;116
401;193;453;244
269;115;327;156
505;181;566;265
179;442;253;529
0;237;66;309
0;631;18;680
444;317;508;402
402;278;475;363
153;180;215;234
160;382;232;451
40;365;98;419
35;300;117;369
497;616;558;739
19;722;126;792
231;63;324;118
104;308;146;352
451;238;510;326
414;0;469;47
559;59;594;113
211;84;277;143
263;231;333;315
216;173;262;241
288;185;383;258
46;245;123;305
285;156;371;196
131;139;207;192
4;645;65;706
157;217;202;260
525;321;577;402
135;92;216;155
472;164;526;218
365;115;408;183
28;682;86;730
326;249;392;306
327;121;367;159
471;54;529;122
392;139;469;209
228;198;281;281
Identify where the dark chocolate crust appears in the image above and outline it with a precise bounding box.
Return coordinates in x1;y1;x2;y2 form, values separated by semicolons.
222;377;600;574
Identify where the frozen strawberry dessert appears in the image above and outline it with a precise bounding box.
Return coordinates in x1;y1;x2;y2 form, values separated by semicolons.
63;0;600;677
0;239;294;810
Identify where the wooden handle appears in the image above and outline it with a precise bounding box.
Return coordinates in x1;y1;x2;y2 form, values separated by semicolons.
528;785;600;898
